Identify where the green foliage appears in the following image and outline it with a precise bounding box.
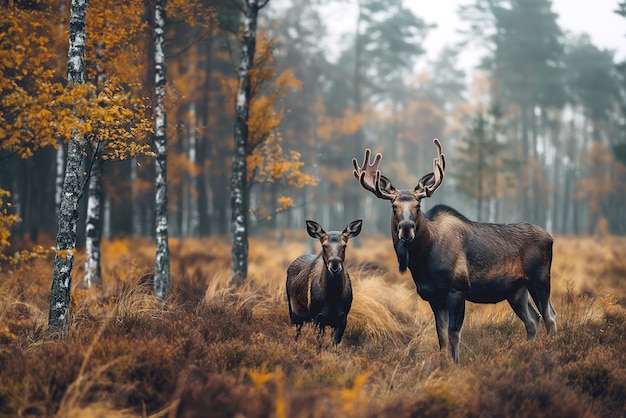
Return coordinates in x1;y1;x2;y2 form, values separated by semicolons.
355;0;433;102
565;35;620;121
453;108;516;220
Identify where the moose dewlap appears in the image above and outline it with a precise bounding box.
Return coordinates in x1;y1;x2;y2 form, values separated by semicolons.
285;219;362;346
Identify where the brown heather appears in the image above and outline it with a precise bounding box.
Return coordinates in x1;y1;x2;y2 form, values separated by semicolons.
1;234;626;417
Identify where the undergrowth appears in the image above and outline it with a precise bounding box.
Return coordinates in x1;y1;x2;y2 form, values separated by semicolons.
1;235;625;417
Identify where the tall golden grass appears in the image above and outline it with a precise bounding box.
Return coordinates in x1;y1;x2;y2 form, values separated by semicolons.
1;233;625;417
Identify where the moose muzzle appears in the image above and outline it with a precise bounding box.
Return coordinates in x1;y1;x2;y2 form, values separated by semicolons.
327;257;343;273
398;220;415;241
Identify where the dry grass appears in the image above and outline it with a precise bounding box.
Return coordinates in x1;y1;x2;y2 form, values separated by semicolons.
1;234;625;417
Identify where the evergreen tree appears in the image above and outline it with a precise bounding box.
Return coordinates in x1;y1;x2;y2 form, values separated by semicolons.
454;108;514;222
614;1;626;164
564;35;621;233
461;0;565;224
329;0;432;231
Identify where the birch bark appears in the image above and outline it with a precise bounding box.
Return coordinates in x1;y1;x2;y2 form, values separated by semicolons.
229;0;268;286
55;144;65;216
84;156;102;287
153;0;170;299
187;104;200;237
84;44;106;288
48;0;87;332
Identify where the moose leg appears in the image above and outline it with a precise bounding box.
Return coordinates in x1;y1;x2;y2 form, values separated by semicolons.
332;316;347;346
527;280;557;336
508;287;539;340
315;325;327;351
429;300;449;355
447;293;466;364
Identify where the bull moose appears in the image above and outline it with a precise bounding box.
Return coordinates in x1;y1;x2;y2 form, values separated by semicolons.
286;219;363;346
352;139;556;363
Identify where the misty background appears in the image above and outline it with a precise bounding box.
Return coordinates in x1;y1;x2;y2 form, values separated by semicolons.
2;0;626;246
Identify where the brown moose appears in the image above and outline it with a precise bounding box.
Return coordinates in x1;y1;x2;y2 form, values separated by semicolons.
286;219;362;346
353;139;556;363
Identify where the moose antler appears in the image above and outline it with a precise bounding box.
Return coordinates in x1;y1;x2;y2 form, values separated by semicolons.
352;149;396;200
417;138;446;198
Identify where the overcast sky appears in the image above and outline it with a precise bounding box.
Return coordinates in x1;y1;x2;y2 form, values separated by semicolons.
411;0;626;70
317;0;625;71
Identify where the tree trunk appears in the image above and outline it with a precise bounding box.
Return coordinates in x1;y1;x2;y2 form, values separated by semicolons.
229;0;267;286
131;157;141;237
48;0;87;333
346;3;364;245
103;192;111;240
521;105;531;221
84;157;103;288
84;49;106;289
562;119;576;233
187;103;200;237
55;143;65;216
154;0;170;299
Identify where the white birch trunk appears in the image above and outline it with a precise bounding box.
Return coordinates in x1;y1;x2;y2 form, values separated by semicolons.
154;0;170;299
83;42;107;288
55;143;65;215
103;192;111;240
84;157;103;288
188;104;200;237
48;0;87;332
229;0;266;286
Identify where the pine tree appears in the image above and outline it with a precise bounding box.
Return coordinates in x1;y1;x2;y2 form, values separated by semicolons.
454;108;514;222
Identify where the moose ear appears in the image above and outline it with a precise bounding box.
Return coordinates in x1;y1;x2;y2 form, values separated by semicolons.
306;220;325;239
343;219;363;240
415;172;436;196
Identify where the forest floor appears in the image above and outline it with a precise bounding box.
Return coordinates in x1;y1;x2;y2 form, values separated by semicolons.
1;232;626;417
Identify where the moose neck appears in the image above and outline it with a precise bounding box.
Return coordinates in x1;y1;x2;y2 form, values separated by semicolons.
322;267;345;295
393;210;433;275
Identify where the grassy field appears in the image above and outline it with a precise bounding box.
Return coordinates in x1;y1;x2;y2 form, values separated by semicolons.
1;232;626;417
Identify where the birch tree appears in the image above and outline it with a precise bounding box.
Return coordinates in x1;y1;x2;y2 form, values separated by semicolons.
48;0;88;332
84;152;103;287
84;44;105;289
154;0;170;299
229;0;270;286
82;0;152;289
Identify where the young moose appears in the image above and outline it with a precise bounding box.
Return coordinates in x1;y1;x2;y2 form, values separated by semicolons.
353;139;557;363
286;219;362;346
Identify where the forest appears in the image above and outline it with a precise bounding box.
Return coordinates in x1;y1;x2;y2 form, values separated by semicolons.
1;0;626;417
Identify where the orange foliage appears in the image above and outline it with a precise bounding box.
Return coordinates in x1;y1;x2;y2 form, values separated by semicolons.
0;3;67;158
315;98;363;143
219;34;313;197
166;0;216;29
0;190;20;267
0;1;154;261
247;133;315;189
86;0;149;84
